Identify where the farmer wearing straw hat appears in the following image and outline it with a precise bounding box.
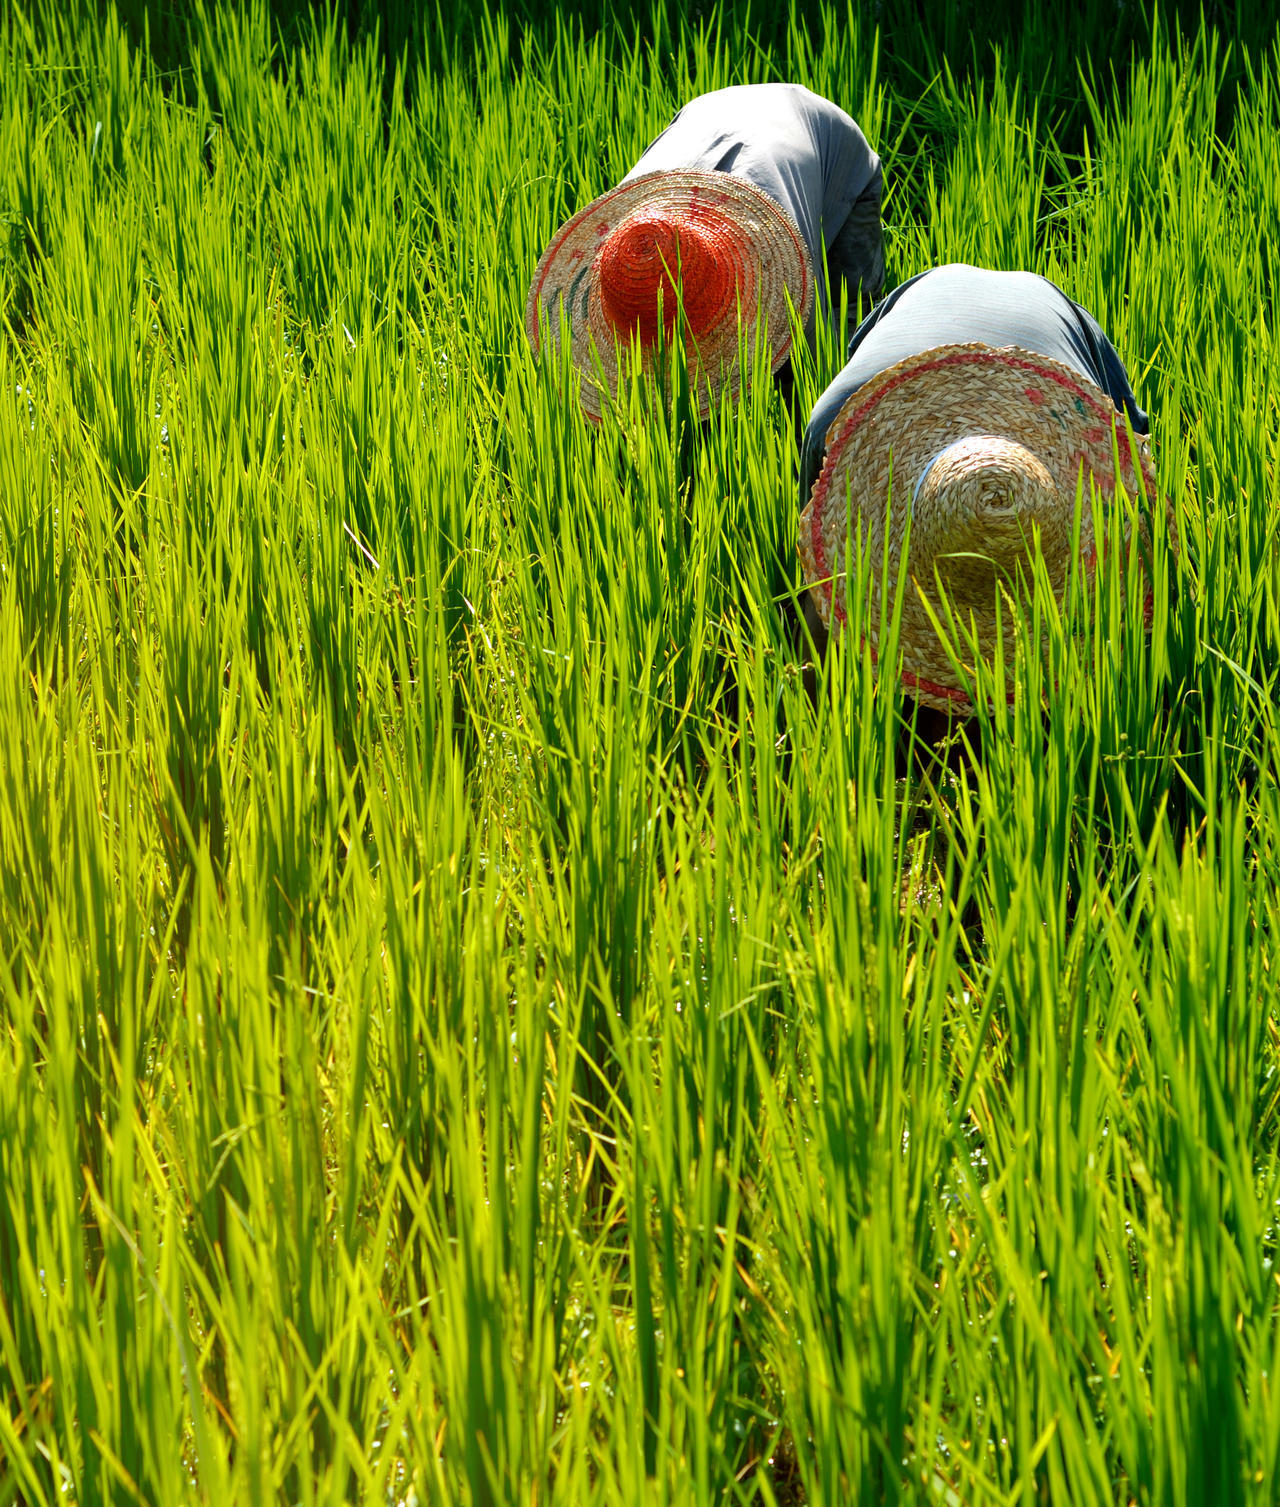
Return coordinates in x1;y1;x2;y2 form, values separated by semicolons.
796;263;1161;721
526;83;883;421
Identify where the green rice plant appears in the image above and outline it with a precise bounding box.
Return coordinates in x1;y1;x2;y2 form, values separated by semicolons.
2;1;1280;1503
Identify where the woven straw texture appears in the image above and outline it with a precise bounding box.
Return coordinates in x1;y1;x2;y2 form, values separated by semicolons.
796;342;1163;713
526;171;814;420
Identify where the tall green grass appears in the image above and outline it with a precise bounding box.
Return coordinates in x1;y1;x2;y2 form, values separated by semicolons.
0;1;1278;1502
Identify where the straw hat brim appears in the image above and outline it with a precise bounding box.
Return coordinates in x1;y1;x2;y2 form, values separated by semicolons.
797;342;1163;713
526;171;815;420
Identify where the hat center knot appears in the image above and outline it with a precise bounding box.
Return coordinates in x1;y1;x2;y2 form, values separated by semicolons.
911;435;1062;601
596;209;737;346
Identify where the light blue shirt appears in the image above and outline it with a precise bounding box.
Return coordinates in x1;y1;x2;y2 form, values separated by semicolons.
800;264;1150;506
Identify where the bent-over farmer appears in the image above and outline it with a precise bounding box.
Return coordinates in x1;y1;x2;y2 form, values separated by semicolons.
526;82;884;420
796;263;1167;723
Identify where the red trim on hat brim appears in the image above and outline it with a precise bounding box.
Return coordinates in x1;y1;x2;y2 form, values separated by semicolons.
808;348;1122;603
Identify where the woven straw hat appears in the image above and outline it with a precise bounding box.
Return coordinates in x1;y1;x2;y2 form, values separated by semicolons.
526;171;814;420
797;343;1163;713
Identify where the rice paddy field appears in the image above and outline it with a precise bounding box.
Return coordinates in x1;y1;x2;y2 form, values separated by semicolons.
2;0;1280;1501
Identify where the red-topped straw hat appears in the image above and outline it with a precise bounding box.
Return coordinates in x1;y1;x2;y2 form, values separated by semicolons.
797;343;1170;713
526;171;814;420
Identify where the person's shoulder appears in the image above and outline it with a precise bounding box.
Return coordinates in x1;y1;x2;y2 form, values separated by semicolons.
874;263;967;302
1021;267;1074;299
679;81;788;107
720;81;857;123
676;81;861;133
918;261;1014;284
908;263;1067;302
1015;268;1109;330
781;82;864;130
665;81;793;128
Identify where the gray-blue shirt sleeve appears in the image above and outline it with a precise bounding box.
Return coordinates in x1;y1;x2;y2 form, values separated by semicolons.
798;263;1149;509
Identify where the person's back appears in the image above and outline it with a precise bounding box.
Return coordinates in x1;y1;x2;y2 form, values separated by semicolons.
800;263;1148;506
526;83;886;422
624;83;885;333
794;263;1163;718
